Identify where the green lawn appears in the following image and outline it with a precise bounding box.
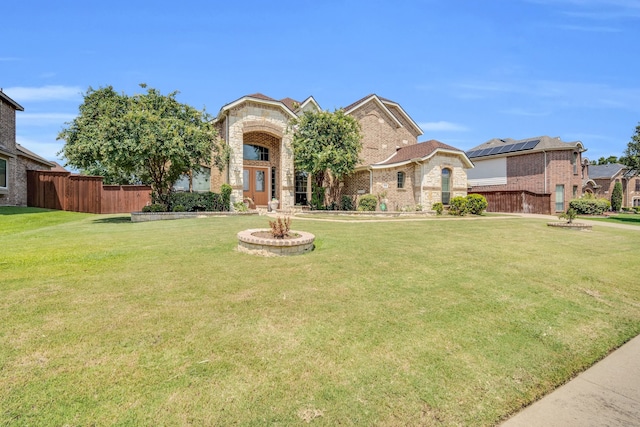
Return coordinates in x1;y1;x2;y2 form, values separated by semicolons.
579;213;640;226
2;208;639;426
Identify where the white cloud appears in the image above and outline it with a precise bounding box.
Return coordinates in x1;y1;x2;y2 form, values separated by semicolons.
418;121;469;132
499;108;551;117
453;79;640;111
555;24;622;31
3;85;82;102
17;113;76;126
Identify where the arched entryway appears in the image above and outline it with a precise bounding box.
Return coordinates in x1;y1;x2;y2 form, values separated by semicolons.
242;131;281;206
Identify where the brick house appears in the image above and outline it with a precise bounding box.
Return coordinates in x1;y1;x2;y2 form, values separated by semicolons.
211;93;472;211
466;136;586;214
0;90;54;206
584;163;640;208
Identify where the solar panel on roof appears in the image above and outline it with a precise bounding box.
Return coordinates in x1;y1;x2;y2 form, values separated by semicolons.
511;142;527;152
521;139;540;150
468;139;540;159
499;144;515;154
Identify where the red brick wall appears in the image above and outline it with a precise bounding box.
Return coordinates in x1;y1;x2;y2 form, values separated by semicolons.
469;149;583;213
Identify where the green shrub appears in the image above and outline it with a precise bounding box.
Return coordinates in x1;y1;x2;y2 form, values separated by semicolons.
172;204;186;212
466;194;488;215
167;191;226;212
558;208;577;223
570;198;611;215
142;203;167;213
357;194;378;211
635;206;640;214
341;195;355;211
448;196;468;216
233;201;248;212
311;185;325;210
432;202;444;215
611;182;623;211
221;184;232;211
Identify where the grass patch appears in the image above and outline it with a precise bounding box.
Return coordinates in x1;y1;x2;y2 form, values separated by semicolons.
579;213;640;226
2;208;639;425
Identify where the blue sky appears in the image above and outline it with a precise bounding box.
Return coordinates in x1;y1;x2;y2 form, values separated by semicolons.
3;0;639;163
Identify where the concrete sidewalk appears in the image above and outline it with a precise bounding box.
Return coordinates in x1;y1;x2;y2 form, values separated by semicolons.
501;334;640;426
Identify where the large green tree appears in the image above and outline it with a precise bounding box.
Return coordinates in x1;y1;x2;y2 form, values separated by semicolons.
622;123;640;174
290;109;362;207
58;84;228;204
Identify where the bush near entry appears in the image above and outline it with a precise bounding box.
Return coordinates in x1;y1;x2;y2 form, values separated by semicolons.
466;194;488;215
448;196;468;216
357;194;378;211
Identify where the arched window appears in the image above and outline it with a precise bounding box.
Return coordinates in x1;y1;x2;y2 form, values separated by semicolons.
397;171;405;189
442;168;451;204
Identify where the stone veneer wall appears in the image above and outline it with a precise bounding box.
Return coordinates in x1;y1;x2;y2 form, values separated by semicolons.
224;102;295;208
419;154;468;210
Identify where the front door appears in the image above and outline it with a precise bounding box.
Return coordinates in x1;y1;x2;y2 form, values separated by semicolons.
243;167;269;206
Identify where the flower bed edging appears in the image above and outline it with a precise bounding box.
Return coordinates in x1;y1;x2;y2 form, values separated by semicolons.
237;229;315;257
547;222;592;231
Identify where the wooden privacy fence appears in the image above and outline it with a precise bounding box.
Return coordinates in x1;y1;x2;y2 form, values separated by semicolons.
469;190;551;214
27;170;151;214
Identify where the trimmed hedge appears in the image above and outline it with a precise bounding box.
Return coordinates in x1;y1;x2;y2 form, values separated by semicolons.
569;198;610;215
166;190;230;212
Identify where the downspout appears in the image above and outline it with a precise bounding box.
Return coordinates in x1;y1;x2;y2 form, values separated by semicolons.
369;167;373;194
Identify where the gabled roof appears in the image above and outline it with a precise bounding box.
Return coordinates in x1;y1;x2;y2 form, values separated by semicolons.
0;90;24;111
467;135;585;160
16;144;54;167
588;163;627;180
215;93;300;122
296;96;321;112
370;139;473;169
343;94;423;136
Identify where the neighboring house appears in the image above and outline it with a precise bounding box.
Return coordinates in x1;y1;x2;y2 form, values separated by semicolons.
0;90;54;206
211;93;472;210
466;136;586;214
584;163;640;208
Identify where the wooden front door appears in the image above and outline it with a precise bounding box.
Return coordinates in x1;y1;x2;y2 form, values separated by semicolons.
243;167;269;206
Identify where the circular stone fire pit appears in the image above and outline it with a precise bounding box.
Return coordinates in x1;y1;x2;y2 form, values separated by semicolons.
237;229;315;257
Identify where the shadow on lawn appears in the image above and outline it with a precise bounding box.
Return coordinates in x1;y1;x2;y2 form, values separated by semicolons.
92;216;131;224
608;215;640;225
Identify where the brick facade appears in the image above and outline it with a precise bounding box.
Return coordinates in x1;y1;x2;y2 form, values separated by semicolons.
214;94;471;211
0;92;53;206
468;139;584;213
349;100;419;165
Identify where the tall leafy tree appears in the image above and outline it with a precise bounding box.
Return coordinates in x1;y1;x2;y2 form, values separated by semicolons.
622;123;640;174
58;84;228;204
611;181;623;211
291;109;362;206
